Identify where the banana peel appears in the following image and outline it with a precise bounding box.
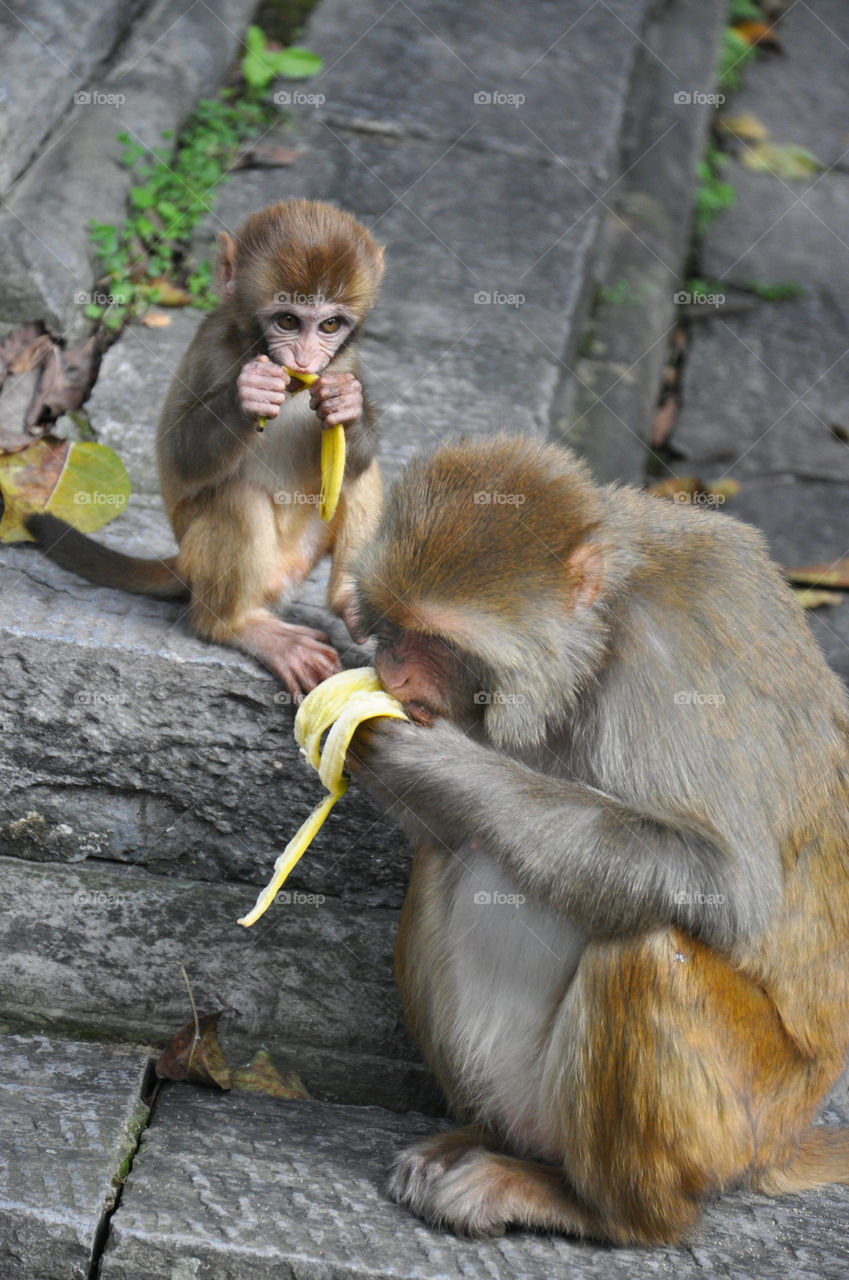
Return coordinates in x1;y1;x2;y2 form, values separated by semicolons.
257;365;344;523
238;668;406;926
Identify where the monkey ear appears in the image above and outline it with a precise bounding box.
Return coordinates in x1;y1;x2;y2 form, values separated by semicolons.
216;232;238;297
568;543;604;611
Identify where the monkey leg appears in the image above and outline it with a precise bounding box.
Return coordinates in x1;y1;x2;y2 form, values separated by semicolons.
546;929;838;1245
176;484;340;696
326;458;382;640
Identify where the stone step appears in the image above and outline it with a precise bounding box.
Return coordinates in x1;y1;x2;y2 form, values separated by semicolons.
0;856;433;1112
100;1077;849;1279
0;1031;151;1279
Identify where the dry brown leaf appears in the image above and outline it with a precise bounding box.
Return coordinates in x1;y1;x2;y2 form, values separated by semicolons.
731;20;781;50
647;476;701;500
141;311;172;328
651;396;678;448
155;1009;232;1089
705;478;740;501
232;1049;311;1100
232;143;302;170
0;324;44;382
149;278;193;307
8;333;52;376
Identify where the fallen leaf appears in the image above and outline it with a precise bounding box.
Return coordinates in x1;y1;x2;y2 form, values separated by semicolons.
651;396;678;447
647;476;701;500
155;1009;232;1089
786;561;849;589
0;438;130;542
0;366;40;437
148;277;193;307
232;1049;311;1100
718;112;769;142
0;429;35;453
231;143;302;170
793;588;843;610
140;311;172;328
731;20;781;50
8;333;52;375
741;141;822;180
705;478;740;501
0;324;44;382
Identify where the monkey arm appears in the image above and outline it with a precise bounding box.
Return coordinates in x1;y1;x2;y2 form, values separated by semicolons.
353;719;777;951
160;378;256;493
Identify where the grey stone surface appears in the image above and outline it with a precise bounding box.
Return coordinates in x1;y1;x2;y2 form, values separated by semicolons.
0;0;259;337
557;0;725;483
0;0;146;196
86;310;205;495
100;1083;849;1280
306;0;652;168
670;0;849;684
0;856;433;1111
0;1032;150;1279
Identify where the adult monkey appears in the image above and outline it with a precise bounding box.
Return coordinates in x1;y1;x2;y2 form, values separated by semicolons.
27;200;384;697
350;434;849;1244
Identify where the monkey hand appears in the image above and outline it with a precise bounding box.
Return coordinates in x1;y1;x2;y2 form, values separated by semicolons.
346;714;423;776
237;354;291;421
310;371;363;428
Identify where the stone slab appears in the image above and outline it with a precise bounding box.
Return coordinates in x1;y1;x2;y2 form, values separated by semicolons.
556;0;725;482
0;0;146;196
100;1082;849;1279
305;0;652;170
0;856;434;1112
0;0;259;337
0;1032;150;1279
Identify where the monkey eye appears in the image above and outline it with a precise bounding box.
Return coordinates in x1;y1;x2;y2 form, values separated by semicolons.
319;317;345;334
275;313;299;331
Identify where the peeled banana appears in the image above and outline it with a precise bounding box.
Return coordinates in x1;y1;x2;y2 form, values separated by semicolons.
238;668;407;927
257;366;344;523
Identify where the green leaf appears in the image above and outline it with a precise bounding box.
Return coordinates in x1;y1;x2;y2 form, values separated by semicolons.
272;47;323;79
741;141;823;180
0;441;131;542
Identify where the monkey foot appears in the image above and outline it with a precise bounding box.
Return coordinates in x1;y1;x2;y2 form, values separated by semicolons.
388;1130;586;1239
237;614;341;699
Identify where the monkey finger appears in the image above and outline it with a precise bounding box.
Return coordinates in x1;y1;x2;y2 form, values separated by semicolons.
318;394;363;428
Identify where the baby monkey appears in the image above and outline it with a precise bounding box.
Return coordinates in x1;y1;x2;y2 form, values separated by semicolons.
27;200;385;697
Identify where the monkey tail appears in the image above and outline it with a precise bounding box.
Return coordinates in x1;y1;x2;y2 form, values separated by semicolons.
758;1127;849;1196
24;512;188;600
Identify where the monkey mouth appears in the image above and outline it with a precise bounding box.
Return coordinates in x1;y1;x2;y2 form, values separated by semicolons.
404;701;435;728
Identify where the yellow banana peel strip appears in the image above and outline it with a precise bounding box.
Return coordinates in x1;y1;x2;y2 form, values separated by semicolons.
257;366;344;524
238;668;407;927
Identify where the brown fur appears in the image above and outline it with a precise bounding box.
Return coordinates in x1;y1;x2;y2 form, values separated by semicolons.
354;434;849;1244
